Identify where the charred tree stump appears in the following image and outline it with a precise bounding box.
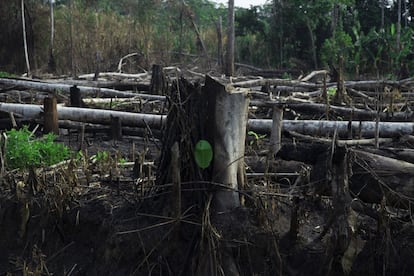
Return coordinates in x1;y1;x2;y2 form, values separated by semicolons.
333;56;351;105
43;97;59;134
69;85;83;107
155;75;249;276
171;142;181;220
110;116;122;141
149;64;167;95
323;144;355;275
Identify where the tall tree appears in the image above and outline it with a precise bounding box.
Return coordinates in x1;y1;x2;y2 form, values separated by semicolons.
396;0;401;50
21;0;31;77
48;0;56;73
225;0;234;76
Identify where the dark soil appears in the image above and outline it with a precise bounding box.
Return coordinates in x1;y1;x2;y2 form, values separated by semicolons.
1;130;413;275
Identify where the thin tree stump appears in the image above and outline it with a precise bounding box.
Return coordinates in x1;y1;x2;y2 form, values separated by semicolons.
270;105;284;156
110;116;122;141
171;142;181;220
149;64;166;95
43;97;59;134
9;112;17;129
324;144;354;275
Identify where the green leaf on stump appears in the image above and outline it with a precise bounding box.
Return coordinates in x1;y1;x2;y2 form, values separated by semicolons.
194;140;213;169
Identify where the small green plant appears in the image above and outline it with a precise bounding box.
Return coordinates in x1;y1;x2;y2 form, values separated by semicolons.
327;87;337;97
247;131;266;146
4;127;70;170
282;72;291;79
93;151;109;162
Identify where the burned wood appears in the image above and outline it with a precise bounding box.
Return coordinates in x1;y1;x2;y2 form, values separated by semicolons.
149;64;167;95
351;149;414;208
69;85;83;107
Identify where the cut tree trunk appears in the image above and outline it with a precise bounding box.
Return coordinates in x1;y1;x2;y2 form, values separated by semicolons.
0;103;164;129
250;119;414;138
0;78;163;100
281;102;414;121
205;76;250;212
351;149;414;208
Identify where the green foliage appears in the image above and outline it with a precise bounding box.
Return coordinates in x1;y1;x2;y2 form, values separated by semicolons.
327;87;337;97
0;71;15;78
93;150;109;162
321;30;354;68
247;131;266;146
4;127;70;170
194;140;213;169
0;0;412;77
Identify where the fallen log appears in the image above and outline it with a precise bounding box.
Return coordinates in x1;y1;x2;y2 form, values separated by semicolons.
2;102;414;137
78;72;148;80
250;119;414;138
235;77;414;92
251;100;414;121
360;147;414;164
284;102;414;121
0;103;165;129
234;78;323;90
286;131;393;146
0;78;163;100
351;149;414;208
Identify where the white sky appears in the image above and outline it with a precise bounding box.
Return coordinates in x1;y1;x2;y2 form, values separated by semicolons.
214;0;269;9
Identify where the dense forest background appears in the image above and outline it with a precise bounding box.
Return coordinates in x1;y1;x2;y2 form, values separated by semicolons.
1;0;413;79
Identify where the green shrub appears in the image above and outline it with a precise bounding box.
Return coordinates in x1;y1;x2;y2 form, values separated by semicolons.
0;71;15;78
4;127;70;170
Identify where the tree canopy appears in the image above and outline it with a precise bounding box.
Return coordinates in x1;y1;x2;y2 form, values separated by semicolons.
0;0;412;78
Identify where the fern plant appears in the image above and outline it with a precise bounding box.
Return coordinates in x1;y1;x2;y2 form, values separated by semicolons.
4;127;70;170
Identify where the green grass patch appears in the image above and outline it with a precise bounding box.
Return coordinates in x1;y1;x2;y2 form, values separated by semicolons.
0;71;16;78
4;127;70;170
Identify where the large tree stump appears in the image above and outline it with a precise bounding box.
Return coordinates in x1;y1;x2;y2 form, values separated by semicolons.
155;75;249;276
205;76;250;212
